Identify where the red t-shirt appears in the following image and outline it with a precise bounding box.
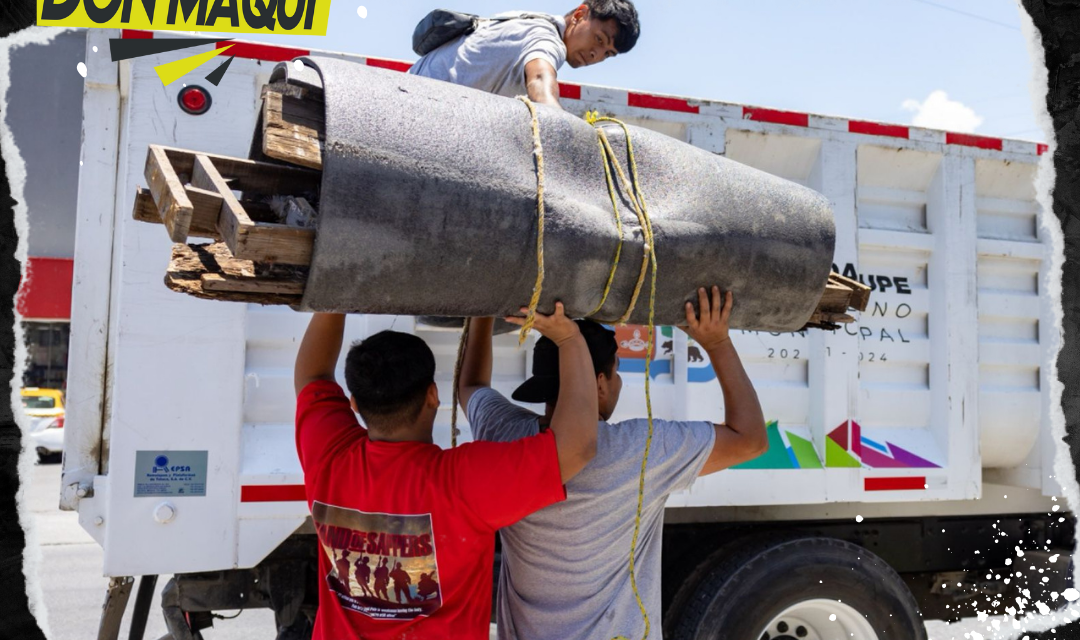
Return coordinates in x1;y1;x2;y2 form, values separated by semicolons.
295;380;566;639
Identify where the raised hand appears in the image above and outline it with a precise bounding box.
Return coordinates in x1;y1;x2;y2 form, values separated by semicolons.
505;302;581;346
682;286;733;352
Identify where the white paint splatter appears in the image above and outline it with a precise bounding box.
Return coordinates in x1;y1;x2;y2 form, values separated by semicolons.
76;62;86;77
1063;588;1079;602
92;45;98;53
855;515;863;523
357;5;368;18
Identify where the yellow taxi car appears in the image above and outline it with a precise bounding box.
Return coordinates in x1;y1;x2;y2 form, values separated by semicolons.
22;387;65;462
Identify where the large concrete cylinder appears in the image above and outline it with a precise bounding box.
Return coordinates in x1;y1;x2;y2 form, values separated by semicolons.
291;56;835;331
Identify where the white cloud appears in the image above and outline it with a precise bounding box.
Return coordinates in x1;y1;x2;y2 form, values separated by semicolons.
901;90;983;132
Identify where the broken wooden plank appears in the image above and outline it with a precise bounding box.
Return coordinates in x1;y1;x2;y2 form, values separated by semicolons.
157;145;321;196
806;311;855;325
200;272;305;295
236;223;315;265
144;146;194;243
133;187;222;239
816;282;855;313
264;128;323;170
828;271;871;311
165;243;306;305
262;89;324;170
800;310;856;332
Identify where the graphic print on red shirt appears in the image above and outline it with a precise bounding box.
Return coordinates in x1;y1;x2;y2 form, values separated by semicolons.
313;501;442;620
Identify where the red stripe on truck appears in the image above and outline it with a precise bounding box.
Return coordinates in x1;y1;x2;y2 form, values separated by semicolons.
367;57;413;72
864;477;926;492
241;484;307;502
629;92;699;114
945;133;1003;151
559;82;582;100
848;120;910;139
216;41;309;62
122;29;153;39
743;107;809;127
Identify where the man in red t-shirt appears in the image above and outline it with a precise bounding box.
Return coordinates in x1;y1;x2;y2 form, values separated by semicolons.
294;303;597;639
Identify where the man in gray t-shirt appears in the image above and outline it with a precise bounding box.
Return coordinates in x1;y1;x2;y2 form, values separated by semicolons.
460;287;768;639
409;0;640;109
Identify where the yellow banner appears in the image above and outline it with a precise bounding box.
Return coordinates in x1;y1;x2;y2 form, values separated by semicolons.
36;0;330;36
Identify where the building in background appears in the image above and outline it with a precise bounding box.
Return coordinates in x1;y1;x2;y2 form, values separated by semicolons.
10;29;86;390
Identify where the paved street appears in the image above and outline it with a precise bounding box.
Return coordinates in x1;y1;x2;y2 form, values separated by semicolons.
26;460;279;640
21;459;1061;640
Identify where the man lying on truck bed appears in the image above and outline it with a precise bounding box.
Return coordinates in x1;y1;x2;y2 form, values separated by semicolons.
458;287;768;640
293;303;597;639
409;0;640;109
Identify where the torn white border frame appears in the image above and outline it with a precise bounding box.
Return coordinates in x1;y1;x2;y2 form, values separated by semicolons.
0;7;1075;639
0;24;78;640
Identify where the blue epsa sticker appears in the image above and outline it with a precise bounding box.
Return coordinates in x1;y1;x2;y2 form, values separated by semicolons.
134;450;208;497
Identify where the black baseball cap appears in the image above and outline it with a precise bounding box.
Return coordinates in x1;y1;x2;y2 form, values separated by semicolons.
511;320;619;404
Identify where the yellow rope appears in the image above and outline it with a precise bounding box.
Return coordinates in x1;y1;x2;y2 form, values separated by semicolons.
595;130;652;326
589;113;658;640
586;129;625;318
512;105;658;640
515;96;547;346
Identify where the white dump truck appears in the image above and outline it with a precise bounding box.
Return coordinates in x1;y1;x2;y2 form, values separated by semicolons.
63;28;1070;639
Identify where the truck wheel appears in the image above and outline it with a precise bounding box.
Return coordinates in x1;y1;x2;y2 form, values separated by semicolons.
671;536;925;640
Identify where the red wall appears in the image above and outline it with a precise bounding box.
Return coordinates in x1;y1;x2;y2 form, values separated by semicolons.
17;257;73;320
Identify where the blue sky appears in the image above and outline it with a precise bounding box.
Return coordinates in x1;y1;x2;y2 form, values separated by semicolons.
235;0;1044;141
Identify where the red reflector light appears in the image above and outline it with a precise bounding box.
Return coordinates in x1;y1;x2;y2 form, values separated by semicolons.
178;86;211;115
47;416;64;429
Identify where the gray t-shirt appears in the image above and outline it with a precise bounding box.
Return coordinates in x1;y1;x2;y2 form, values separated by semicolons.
466;388;716;640
408;12;567;98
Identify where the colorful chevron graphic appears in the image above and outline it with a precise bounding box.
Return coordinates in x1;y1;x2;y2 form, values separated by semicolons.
826;420;940;469
732;422;822;470
728;420;940;470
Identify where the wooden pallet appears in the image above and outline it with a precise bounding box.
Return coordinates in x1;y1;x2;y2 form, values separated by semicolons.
140;144;319;265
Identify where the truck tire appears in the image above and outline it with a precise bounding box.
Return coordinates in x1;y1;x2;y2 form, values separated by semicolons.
670;536;925;640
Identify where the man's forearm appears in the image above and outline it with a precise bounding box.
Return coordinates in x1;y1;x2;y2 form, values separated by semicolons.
459;318;495;391
549;335;599;481
294;313;346;395
707;340;765;444
526;77;562;108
